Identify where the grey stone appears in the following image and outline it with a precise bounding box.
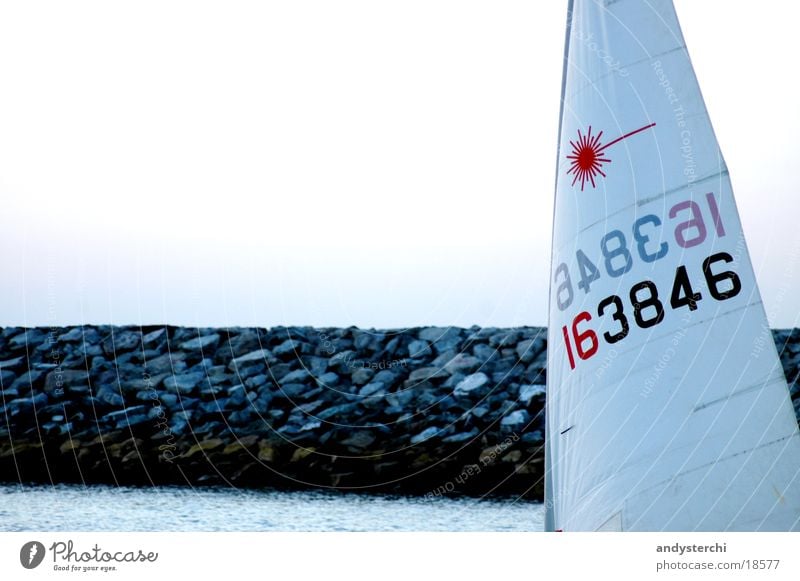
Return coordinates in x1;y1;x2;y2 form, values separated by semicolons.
228;349;276;371
141;328;166;346
95;387;124;408
10;370;45;392
341;431;376;449
442;429;479;443
407;339;432;359
385;390;414;408
470;406;490;418
472;344;498;362
418;327;461;343
0;369;16;386
358;381;385;397
519;384;546;405
443;354;481;375
227;385;250;406
179;333;220;352
9;329;46;350
454;372;489;396
500;409;530;428
44;370;89;395
280;369;310;385
273;339;304;358
57;327;85;342
277;383;310;399
146;352;188;375
410;426;440;444
373;369;398;386
0;356;26;370
102;330;140;354
164;372;206;395
351;367;374;386
489;331;521;347
317;403;360;420
220;330;262;357
516;337;545;363
304;356;329;376
316;371;339;386
244;375;268;390
407;367;447;382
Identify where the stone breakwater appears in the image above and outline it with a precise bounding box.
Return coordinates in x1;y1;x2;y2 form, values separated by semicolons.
0;325;798;500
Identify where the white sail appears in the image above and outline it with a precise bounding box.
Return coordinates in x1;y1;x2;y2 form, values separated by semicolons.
545;0;800;531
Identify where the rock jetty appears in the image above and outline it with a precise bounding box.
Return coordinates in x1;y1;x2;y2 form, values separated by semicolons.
0;325;798;500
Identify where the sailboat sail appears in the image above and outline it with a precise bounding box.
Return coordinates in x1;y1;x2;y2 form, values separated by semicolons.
545;0;800;531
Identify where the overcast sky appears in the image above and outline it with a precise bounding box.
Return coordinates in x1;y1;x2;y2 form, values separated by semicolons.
1;1;798;330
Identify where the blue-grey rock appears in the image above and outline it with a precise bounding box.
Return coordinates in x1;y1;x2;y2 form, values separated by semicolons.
277;383;309;399
164;372;206;395
304;356;329;376
44;370;89;395
351;367;374;386
410;426;440;444
229;409;255;424
9;329;46;350
407;340;432;359
407;367;447;382
0;356;26;370
274;339;304;358
102;330;140;354
280;369;310;385
179;333;220;352
316;371;339;386
341;430;376;448
147;352;188;375
489;331;521;348
443;354;481;375
519;384;546;405
245;375;268;390
354;333;374;351
95;387;124;408
472;344;498;362
358;381;385;397
454;372;489;396
1;369;16;386
10;370;45;392
299;420;321;432
516;337;545;363
385;390;414;408
219;330;262;357
470;406;490;418
373;369;398;386
313;403;356;421
228;349;276;371
141;328;166;346
442;429;479;443
500;409;530;429
418;327;461;343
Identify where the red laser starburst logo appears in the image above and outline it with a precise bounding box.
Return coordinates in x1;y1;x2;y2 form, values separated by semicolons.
566;122;656;190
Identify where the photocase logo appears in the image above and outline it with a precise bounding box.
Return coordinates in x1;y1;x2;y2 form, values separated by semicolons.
19;541;46;569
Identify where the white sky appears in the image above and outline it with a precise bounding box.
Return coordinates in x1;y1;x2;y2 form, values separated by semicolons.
1;1;798;329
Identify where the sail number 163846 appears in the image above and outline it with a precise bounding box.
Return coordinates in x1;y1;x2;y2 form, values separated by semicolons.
561;252;741;370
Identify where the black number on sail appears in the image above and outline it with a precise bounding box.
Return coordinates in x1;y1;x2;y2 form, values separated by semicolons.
670;265;702;311
630;280;664;329
597;295;629;344
703;252;742;300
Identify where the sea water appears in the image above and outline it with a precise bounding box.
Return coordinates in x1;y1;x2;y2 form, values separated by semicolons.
0;484;544;531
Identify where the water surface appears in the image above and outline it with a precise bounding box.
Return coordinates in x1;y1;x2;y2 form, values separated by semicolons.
0;484;544;532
